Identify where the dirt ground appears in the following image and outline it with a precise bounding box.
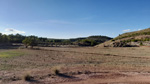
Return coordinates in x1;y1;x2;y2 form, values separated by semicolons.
1;46;150;84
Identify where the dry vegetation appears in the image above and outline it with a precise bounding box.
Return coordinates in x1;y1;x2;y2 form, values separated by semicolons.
1;46;150;84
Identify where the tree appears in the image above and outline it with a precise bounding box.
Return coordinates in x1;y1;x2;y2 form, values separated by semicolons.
2;34;9;43
22;37;38;48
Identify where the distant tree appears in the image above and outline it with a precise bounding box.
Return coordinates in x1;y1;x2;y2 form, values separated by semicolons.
140;42;143;46
79;39;97;46
8;34;25;43
0;33;2;43
2;34;9;43
62;40;72;45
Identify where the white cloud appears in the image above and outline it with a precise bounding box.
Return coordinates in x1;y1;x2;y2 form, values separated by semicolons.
123;29;131;32
123;28;143;33
2;28;25;35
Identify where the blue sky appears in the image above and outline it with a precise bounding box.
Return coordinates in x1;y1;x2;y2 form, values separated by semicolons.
0;0;150;38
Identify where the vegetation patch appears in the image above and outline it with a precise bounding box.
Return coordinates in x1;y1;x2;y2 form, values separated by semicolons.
0;50;24;58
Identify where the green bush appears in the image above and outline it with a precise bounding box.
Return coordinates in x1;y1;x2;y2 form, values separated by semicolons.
140;42;143;46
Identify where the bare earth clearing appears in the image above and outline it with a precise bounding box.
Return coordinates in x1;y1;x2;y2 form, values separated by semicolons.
1;46;150;84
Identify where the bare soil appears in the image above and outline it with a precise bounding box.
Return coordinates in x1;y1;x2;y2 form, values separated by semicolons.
1;46;150;84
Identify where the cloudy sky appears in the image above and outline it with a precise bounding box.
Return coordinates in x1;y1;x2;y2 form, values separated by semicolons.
0;0;150;38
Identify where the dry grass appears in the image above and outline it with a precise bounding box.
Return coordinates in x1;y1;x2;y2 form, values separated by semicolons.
1;47;150;71
1;47;150;83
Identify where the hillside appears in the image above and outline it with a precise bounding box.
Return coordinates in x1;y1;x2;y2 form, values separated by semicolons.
97;28;150;47
44;35;112;46
73;35;112;46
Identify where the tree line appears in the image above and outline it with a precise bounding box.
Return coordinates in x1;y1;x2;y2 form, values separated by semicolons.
0;33;112;47
0;33;25;43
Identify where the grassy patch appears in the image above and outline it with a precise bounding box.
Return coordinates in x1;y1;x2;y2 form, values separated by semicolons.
0;50;24;58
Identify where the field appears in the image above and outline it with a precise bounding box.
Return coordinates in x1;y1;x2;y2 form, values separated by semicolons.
1;46;150;84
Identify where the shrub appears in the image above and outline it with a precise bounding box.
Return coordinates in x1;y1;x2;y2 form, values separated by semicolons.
51;66;62;75
140;42;143;46
54;69;60;75
23;74;33;81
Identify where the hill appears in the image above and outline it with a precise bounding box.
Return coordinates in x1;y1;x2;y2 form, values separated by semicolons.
50;35;112;46
97;28;150;47
74;35;112;46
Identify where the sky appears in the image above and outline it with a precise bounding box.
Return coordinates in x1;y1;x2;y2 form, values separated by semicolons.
0;0;150;39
